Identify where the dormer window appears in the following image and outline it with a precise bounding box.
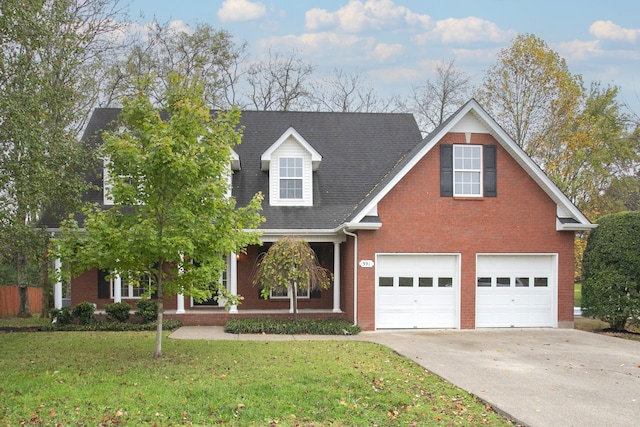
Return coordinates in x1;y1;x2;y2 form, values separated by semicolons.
261;127;322;207
279;157;303;199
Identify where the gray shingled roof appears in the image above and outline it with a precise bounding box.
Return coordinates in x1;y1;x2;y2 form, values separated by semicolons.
79;108;422;231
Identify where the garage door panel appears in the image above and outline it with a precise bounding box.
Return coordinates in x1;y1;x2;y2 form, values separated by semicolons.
376;255;457;329
476;255;555;328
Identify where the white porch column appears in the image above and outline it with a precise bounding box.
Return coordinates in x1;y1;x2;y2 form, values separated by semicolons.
176;293;185;313
113;273;122;303
54;258;63;309
333;242;341;312
229;252;238;313
176;255;186;313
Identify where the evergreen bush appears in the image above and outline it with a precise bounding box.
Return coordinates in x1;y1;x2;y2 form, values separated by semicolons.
582;211;640;330
72;301;95;325
104;302;132;322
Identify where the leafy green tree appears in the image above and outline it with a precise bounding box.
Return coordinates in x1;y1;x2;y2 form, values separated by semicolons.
56;73;264;359
476;34;583;162
581;211;640;331
0;0;122;317
253;237;332;320
102;21;245;110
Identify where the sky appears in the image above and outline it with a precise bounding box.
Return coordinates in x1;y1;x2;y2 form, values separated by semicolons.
121;0;640;114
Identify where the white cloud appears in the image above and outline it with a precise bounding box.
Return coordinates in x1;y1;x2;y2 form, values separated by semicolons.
305;0;431;33
370;43;405;62
168;20;191;35
258;32;372;56
415;17;514;45
555;40;602;60
589;20;640;43
217;0;266;23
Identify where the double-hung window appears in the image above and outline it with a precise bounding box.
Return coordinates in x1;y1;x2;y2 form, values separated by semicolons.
453;145;482;196
270;285;310;299
440;144;496;198
112;274;153;299
279;157;303;199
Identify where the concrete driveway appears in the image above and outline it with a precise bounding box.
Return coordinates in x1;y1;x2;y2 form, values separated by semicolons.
171;327;640;426
362;328;640;427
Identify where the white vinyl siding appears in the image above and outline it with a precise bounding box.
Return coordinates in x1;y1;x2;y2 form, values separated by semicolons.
269;137;313;206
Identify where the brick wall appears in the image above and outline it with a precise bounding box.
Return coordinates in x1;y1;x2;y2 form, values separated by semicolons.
355;133;575;330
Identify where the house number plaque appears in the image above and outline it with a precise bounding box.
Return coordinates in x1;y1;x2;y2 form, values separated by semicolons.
359;260;374;268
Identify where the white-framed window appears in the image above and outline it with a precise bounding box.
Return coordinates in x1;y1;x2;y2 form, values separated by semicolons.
270;285;310;299
279;157;303;199
453;145;482;196
112;274;153;299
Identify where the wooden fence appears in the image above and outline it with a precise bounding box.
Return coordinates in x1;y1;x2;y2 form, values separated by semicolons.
0;286;43;317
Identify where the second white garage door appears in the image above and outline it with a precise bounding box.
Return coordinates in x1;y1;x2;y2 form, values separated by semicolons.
376;254;458;329
476;254;556;328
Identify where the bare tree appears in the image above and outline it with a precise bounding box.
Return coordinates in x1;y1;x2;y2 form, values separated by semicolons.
311;68;388;112
409;59;472;134
245;50;315;111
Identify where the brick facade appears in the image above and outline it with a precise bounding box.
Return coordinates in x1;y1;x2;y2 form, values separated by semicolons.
351;133;575;330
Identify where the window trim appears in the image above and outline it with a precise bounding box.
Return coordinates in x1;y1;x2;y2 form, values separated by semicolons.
278;156;304;200
270;284;310;299
453;144;483;197
111;274;153;299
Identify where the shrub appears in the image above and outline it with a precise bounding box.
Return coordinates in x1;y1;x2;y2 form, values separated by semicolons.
135;300;158;323
104;302;132;322
582;211;640;331
72;302;95;325
51;320;182;332
50;307;72;326
224;318;360;335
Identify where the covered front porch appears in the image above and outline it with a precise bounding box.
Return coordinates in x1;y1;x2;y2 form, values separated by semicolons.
53;233;348;322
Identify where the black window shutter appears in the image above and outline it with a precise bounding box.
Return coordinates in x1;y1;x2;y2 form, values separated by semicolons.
97;269;110;299
483;145;497;197
310;289;321;299
440;144;453;197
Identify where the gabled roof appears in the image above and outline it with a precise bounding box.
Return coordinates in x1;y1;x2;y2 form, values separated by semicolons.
346;99;594;231
79;108;422;233
260;127;322;171
232;110;422;231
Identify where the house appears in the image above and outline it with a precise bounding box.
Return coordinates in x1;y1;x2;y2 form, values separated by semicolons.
51;99;594;330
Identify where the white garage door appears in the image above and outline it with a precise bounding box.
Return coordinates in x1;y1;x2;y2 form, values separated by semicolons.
476;255;556;328
376;254;458;329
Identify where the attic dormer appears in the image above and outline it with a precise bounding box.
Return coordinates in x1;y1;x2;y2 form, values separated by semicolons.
260;127;322;206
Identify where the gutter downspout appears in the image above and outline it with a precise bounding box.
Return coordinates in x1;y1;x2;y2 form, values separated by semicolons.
343;229;358;327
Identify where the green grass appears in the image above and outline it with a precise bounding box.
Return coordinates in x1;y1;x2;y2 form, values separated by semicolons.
0;331;513;426
0;315;49;328
574;282;582;307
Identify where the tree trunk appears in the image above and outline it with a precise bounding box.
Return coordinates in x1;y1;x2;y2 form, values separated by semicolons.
153;273;163;360
16;253;31;318
17;285;31;318
292;283;298;321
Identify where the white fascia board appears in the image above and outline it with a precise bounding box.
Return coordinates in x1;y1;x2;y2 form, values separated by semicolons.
350;104;475;224
256;229;346;243
556;219;597;231
230;149;240;171
260;127;322;171
468;104;593;228
350;99;593;229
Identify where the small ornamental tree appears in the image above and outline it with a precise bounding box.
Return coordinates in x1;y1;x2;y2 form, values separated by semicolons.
55;73;264;359
253;238;332;320
581;211;640;331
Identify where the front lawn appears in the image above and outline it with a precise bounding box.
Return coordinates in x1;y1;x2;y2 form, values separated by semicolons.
0;331;513;426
